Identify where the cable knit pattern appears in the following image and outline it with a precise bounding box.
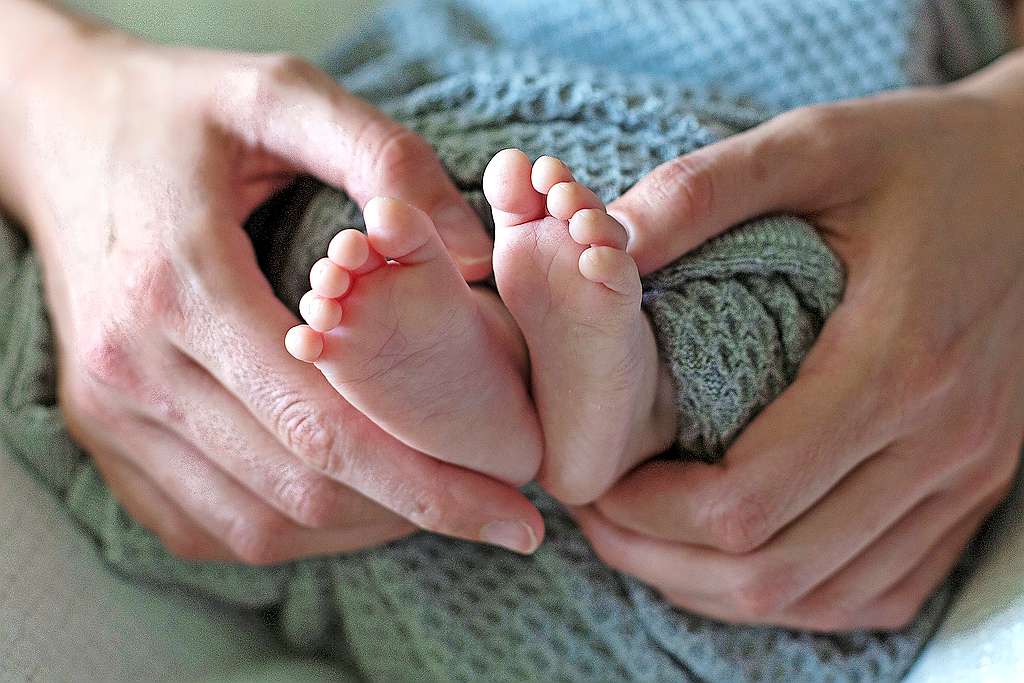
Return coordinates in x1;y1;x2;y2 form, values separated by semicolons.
0;1;1011;681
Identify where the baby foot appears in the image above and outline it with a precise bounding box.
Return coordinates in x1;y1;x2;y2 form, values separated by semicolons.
485;149;676;504
285;196;541;486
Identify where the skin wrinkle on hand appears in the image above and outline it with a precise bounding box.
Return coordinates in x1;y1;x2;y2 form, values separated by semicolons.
589;47;1024;629
0;0;1019;659
0;0;541;561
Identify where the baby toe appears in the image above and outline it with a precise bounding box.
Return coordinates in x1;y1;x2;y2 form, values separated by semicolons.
547;181;603;221
299;291;343;332
568;209;629;250
531;155;574;195
363;196;445;265
328;229;375;272
285;325;324;363
483;148;546;224
578;246;641;297
310;257;352;298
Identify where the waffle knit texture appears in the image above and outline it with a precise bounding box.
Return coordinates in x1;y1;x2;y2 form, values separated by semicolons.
0;0;1012;681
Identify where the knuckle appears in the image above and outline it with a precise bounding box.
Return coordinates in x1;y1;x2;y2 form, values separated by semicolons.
161;531;213;562
645;153;715;229
78;329;185;424
226;516;290;566
250;53;320;102
786;103;848;134
884;351;959;428
402;489;448;534
782;104;858;153
730;564;797;619
705;490;773;554
59;375;106;425
953;410;1003;459
367;126;437;184
274;398;343;473
123;255;182;323
220;53;324;128
260;52;320;85
146;391;186;428
80;332;137;392
276;475;340;529
758;104;854;188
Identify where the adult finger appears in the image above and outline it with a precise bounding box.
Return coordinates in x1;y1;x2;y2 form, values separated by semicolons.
659;504;986;631
858;505;989;631
208;53;493;280
160;355;401;530
593;315;893;553
123;419;415;564
577;491;983;630
63;399;237;561
789;486;1004;630
171;242;544;554
90;446;236;563
608;103;881;274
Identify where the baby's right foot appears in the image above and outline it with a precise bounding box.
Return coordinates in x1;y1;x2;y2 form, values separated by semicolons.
486;149;677;505
285;196;542;487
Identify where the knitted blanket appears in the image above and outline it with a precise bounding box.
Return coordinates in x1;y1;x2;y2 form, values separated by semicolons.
0;1;1011;681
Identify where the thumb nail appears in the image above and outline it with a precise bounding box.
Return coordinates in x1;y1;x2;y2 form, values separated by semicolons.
480;520;538;554
606;208;636;248
435;203;492;257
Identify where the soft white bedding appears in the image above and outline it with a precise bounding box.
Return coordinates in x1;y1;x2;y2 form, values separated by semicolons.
0;445;343;682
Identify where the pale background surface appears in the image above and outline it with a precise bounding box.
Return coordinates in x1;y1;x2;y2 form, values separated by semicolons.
65;0;380;59
6;2;1022;681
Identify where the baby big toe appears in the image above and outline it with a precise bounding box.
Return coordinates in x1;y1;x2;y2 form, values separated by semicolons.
483;148;547;225
363;196;447;266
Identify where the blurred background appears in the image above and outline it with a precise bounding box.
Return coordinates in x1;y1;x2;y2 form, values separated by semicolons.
65;0;380;59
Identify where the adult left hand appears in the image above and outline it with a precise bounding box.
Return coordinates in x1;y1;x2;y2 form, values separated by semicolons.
573;50;1024;630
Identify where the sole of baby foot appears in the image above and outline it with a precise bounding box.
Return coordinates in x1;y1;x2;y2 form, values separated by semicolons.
291;195;541;486
486;149;676;505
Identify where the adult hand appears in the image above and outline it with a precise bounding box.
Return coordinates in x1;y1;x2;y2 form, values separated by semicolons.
0;1;543;563
574;50;1024;629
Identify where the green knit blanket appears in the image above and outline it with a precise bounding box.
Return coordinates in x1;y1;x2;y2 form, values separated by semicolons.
0;0;1011;680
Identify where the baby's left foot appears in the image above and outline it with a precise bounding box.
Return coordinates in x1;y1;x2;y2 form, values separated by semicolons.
486;149;677;505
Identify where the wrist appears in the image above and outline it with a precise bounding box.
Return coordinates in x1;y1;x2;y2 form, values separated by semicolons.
0;1;137;227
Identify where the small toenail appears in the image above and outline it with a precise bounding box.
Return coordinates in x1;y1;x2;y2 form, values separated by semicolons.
480;520;538;554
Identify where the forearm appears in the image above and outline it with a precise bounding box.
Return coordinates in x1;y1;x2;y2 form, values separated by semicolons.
0;1;128;224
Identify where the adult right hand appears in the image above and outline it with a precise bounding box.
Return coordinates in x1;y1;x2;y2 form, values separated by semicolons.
0;1;543;563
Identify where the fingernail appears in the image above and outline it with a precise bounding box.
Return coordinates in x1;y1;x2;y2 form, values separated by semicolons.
606;208;635;247
435;203;492;256
480;520;538;554
454;253;493;269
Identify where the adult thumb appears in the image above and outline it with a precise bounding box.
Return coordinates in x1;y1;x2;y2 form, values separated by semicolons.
609;104;869;275
209;53;493;280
